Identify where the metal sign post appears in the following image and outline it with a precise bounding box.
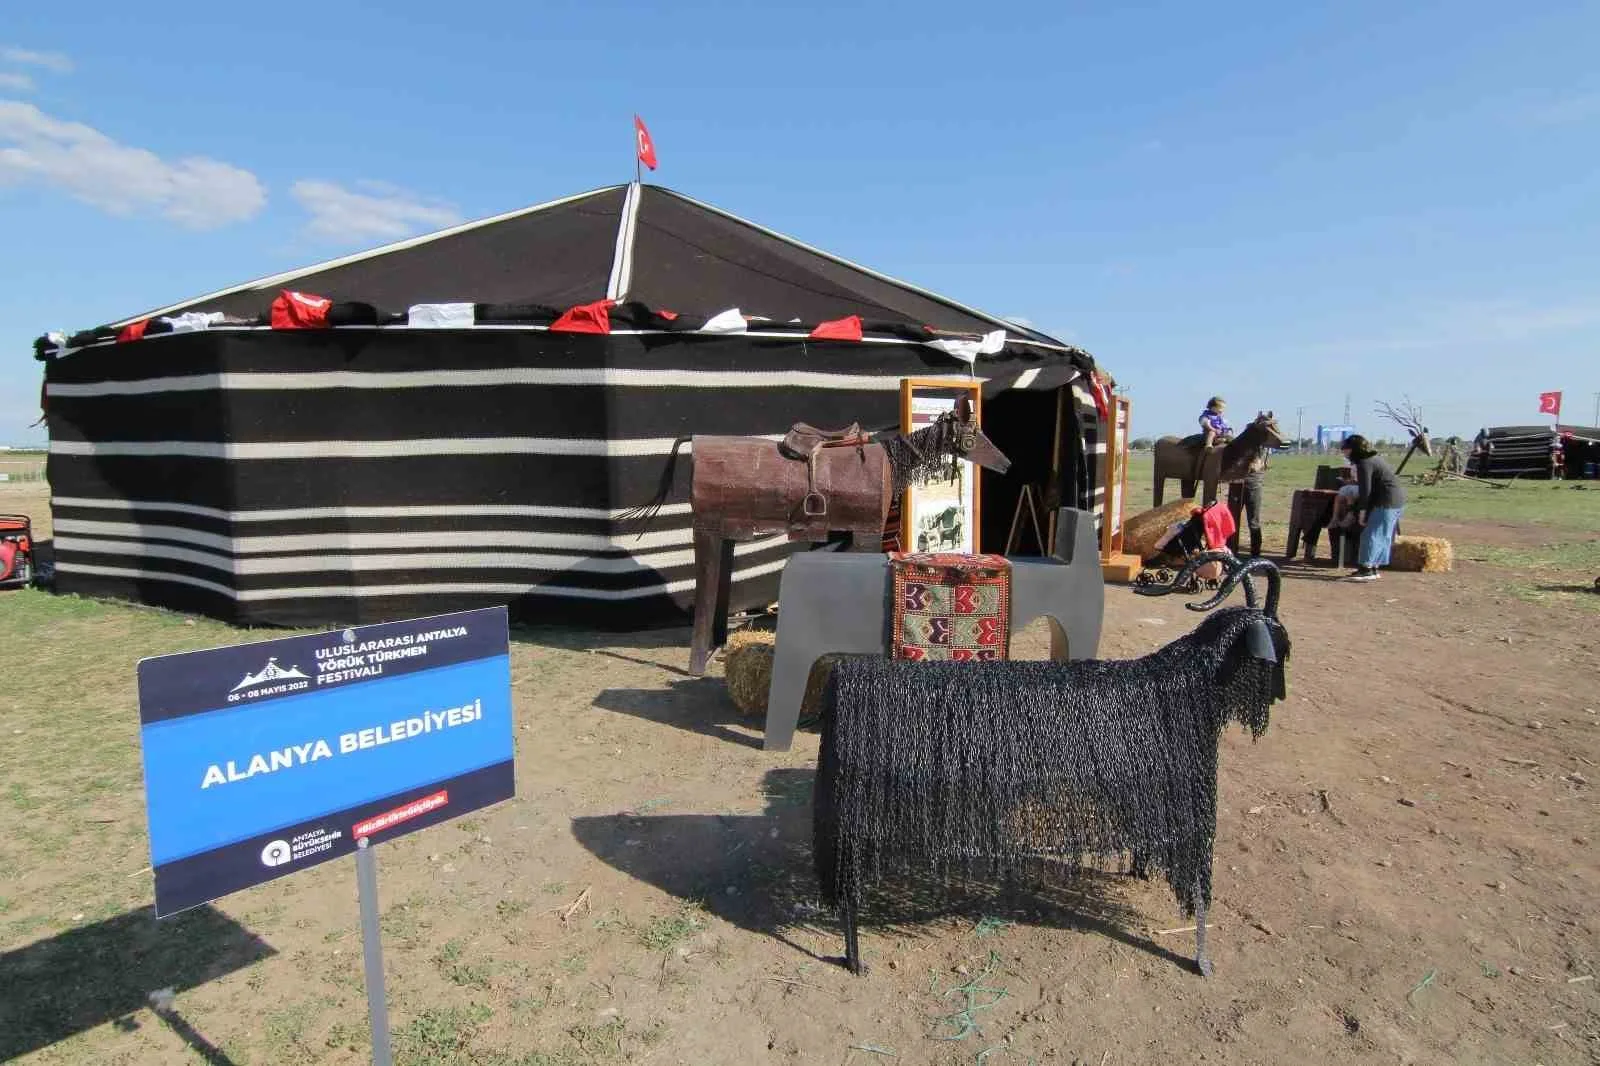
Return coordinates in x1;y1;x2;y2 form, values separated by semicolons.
355;838;393;1066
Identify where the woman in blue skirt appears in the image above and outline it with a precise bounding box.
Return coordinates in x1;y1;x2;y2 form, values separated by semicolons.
1339;434;1405;582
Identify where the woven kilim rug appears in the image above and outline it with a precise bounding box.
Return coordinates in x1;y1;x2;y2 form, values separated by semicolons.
889;552;1012;661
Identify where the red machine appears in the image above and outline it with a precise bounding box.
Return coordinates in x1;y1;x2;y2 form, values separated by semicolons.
0;514;34;589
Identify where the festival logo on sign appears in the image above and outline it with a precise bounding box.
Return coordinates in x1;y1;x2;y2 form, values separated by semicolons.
231;657;309;692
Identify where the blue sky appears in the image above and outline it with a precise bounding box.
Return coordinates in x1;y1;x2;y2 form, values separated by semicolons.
3;1;1599;445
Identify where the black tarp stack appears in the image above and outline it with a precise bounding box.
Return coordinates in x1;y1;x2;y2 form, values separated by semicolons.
1467;424;1600;480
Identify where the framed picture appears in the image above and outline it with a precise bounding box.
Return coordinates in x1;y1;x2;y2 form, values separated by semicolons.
898;378;984;555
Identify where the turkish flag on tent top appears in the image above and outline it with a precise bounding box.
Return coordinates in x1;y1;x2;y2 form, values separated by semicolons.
1539;390;1562;417
634;115;657;171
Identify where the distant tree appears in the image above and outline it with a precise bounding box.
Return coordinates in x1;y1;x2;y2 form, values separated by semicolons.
1129;437;1154;450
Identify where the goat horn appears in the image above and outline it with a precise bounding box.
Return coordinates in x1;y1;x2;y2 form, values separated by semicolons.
1233;557;1283;619
1183;561;1260;613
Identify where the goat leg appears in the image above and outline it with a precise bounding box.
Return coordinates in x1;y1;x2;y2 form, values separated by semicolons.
1192;884;1214;978
841;900;867;976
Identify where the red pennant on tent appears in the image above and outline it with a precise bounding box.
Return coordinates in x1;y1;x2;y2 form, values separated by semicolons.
810;314;863;342
270;290;333;329
116;319;150;343
550;299;615;334
634;116;658;171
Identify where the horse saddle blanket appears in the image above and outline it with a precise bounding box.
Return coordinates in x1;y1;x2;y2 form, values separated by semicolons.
780;422;867;459
691;435;890;541
888;552;1012;662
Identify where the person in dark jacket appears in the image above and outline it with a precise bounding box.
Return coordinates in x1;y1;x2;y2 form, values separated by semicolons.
1339;434;1406;582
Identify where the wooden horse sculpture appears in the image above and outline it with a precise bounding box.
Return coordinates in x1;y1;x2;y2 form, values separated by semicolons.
1152;411;1287;509
635;396;1012;675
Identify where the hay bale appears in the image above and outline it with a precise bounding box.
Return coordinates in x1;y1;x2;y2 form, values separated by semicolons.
722;629;844;723
724;630;776;715
1389;535;1453;573
1122;498;1198;560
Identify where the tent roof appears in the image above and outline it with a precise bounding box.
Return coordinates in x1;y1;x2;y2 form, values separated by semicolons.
105;183;1072;350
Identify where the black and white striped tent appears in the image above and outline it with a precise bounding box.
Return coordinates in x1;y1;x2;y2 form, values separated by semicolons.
34;182;1107;629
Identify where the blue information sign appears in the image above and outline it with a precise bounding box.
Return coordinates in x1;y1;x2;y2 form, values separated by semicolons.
136;606;515;917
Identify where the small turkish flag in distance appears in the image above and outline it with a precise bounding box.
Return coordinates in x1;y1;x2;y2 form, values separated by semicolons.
634;115;657;171
1539;390;1562;417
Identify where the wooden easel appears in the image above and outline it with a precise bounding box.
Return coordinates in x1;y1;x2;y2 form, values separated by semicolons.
1005;484;1049;554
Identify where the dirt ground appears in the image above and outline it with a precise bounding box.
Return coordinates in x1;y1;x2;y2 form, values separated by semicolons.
2;478;1598;1066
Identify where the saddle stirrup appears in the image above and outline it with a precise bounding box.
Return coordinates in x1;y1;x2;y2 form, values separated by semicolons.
803;450;827;517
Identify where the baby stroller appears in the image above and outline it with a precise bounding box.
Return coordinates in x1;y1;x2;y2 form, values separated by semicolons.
0;514;34;590
1135;501;1238;594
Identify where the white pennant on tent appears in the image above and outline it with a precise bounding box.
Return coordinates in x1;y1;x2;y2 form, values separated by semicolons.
700;308;748;334
408;303;476;329
924;329;1006;364
159;311;227;333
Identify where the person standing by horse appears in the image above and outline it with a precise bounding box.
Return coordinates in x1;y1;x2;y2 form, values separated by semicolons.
1238;440;1270;557
1340;434;1406;582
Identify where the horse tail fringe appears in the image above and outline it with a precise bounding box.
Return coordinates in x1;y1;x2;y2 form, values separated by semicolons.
617;436;689;538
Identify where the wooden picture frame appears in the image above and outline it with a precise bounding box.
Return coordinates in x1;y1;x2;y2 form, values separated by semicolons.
898;378;984;554
1099;392;1134;557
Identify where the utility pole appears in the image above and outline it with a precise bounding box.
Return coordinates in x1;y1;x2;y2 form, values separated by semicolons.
1343;393;1351;424
1593;391;1598;427
1295;406;1306;453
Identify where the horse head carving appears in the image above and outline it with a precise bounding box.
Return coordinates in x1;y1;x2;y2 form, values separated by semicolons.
894;394;1011;485
1246;411;1287;450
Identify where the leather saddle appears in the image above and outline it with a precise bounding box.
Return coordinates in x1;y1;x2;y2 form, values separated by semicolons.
780;422;867;459
778;422;872;517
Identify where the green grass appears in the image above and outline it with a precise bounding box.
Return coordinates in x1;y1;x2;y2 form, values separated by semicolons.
394;1003;493;1065
635;906;704;953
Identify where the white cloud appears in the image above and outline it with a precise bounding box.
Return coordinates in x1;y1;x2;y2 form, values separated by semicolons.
0;72;34;92
0;101;265;228
291;179;462;243
1526;92;1600;125
1;47;72;74
1289;298;1600;358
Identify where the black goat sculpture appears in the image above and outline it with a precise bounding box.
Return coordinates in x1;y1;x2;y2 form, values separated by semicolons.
813;552;1290;979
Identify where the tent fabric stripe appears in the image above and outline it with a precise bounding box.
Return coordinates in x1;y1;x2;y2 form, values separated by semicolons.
54;534;789;576
54;559;792;603
605;182;643;300
48;436;764;459
45;367;987;398
52;517;746;555
48;494;694;524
